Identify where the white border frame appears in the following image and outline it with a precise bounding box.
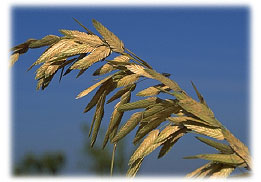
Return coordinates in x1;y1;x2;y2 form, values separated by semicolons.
2;0;260;181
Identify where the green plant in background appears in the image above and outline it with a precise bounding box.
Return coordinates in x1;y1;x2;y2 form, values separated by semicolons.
11;18;251;178
80;124;127;175
14;152;65;175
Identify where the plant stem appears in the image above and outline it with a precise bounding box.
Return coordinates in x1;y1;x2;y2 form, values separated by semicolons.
72;17;95;35
110;143;117;176
123;53;145;67
125;48;153;69
221;127;251;169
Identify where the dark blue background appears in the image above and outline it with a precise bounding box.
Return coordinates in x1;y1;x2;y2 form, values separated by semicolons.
12;6;249;175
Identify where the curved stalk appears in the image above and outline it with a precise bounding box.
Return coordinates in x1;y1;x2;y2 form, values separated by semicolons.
125;48;153;69
110;143;117;176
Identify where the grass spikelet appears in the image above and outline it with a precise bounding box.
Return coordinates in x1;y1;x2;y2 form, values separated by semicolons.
117;97;160;112
129;129;159;165
117;74;139;88
83;83;107;113
36;75;54;90
102;102;122;148
186;162;212;177
90;92;106;147
93;63;113;76
133;106;176;145
191;81;208;107
173;92;221;127
41;60;66;78
59;29;104;47
32;39;78;66
107;84;136;104
222;129;251;168
44;64;61;78
168;116;211;126
184;122;224;140
102;91;131;148
197;163;222;177
11;38;37;52
71;45;111;70
155;125;180;143
158;127;186;158
184;153;245;165
93;55;130;76
29;35;60;48
126;158;143;177
112;55;130;62
92;19;124;53
141;104;166;119
62;53;86;76
136;84;170;97
125;64;153;78
88;108;97;137
36;78;44;90
111;112;142;143
141;101;180;122
76;74;113;99
141;99;178;118
35;62;50;79
10;53;20;67
196;136;233;154
143;69;182;92
210;165;235;178
56;44;94;58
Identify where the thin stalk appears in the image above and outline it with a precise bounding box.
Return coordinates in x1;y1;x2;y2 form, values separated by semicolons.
136;77;149;84
158;122;172;130
123;53;147;68
72;17;95;35
110;143;117;176
125;48;153;69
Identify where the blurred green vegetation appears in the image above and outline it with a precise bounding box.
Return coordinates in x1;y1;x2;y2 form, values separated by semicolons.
14;124;130;176
14;152;65;175
79;124;128;175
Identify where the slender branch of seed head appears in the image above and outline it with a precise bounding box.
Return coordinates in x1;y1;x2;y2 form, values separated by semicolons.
72;18;152;70
158;122;172;130
110;143;117;176
72;17;95;35
122;53;147;68
136;77;149;84
125;48;153;69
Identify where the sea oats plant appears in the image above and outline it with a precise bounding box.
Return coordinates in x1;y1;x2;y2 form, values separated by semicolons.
11;19;251;178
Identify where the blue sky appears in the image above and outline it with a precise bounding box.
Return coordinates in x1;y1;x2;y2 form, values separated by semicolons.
12;6;249;175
